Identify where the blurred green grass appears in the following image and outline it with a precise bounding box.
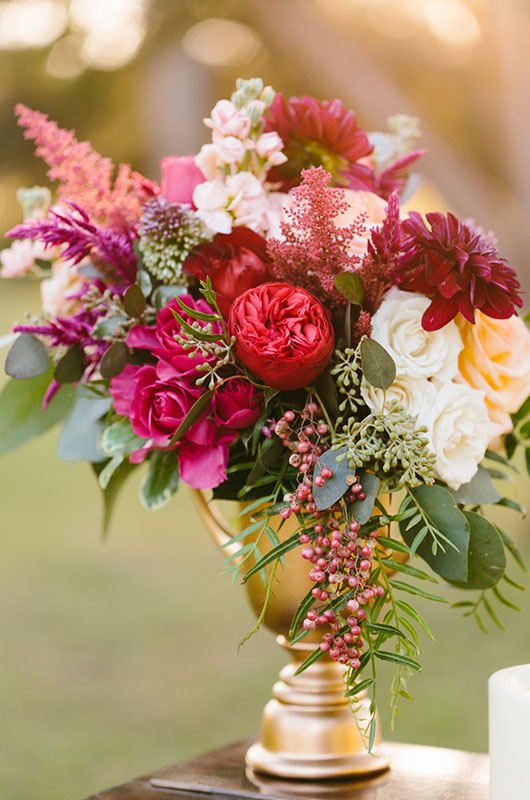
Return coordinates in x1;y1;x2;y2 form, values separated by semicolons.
1;280;530;800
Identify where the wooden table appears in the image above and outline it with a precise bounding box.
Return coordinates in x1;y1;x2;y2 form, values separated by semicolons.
84;740;489;799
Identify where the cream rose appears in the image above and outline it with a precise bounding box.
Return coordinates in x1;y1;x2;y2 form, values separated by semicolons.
457;311;530;440
361;374;436;419
41;260;84;317
335;189;388;257
417;382;491;490
371;288;463;384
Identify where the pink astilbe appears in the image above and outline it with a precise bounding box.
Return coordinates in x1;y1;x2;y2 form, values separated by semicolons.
267;166;365;305
357;192;402;313
15;104;156;229
8;203;137;284
372;149;427;200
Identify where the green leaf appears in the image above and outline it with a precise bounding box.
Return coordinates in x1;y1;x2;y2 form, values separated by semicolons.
100;417;145;457
484;449;518;472
5;333;49;379
91;459;136;538
377;535;410;555
360;338;396;391
333;272;365;305
175;295;220;322
97;454;124;490
374;650;422;671
395;600;436;641
495;497;526;517
289;586;318;641
243;532;302;582
496;526;527;574
167;389;215;448
54;343;85;384
505;433;518;460
246;436;285;486
390;579;449;604
345;677;374;698
483;597;506;632
381;558;437;583
137;269;153;297
400;485;470;582
57;392;111;462
448;466;501;506
512;395;530;423
0;363;75;455
354;472;380;524
503;574;526;591
367;622;415;647
123;284;147;317
492;586;521;612
100;342;129;379
93;315;129;339
526;448;530;478
294;645;325;676
139;450;180;511
169;308;222;342
313;446;353;510
448;512;506;590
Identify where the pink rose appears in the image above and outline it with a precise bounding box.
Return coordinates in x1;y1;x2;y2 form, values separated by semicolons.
110;361;236;489
229;282;335;390
212;377;264;430
160;156;205;206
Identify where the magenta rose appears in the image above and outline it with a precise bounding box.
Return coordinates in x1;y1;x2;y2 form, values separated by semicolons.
110;360;236;489
212;377;264;430
183;227;273;318
160;155;205;205
229;282;335;390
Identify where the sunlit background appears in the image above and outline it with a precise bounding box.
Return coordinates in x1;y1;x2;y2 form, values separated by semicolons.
1;1;530;798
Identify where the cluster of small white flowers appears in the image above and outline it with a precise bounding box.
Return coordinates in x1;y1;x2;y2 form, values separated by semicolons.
193;78;287;236
361;287;491;490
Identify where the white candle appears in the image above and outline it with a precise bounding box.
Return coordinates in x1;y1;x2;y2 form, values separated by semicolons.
489;664;530;800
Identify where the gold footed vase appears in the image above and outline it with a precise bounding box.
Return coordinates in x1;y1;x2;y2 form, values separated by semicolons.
193;490;391;781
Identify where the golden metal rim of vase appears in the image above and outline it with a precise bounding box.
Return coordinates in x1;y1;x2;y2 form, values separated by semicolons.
245;742;391;780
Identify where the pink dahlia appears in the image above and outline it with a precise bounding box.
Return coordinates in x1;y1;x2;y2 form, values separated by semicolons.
265;94;373;191
392;211;523;331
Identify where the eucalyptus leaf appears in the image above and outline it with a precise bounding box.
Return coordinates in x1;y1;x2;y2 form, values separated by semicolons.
139;450;180;511
313;446;353;510
152;285;185;309
0;363;75;455
333;272;365;305
353;472;380;524
447;466;501;506
448;511;506;590
100;342;128;379
400;485;470;582
54;343;85;384
5;334;49;380
78;261;105;279
123;284;146;318
137;269;153;297
57;392;112;462
93;315;129;339
360;338;396;391
100;417;146;457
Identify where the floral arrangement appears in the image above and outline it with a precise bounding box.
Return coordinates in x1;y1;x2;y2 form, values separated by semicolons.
2;78;530;749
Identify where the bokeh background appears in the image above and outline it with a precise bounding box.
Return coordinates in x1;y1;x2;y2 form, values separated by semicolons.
1;1;530;798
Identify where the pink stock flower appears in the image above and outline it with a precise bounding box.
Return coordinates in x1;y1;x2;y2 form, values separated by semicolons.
265;93;374;191
212;377;264;430
392;212;523;331
0;239;35;277
159;156;205;205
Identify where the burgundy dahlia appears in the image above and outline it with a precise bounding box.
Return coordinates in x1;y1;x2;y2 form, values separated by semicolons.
265;93;374;192
392;211;523;331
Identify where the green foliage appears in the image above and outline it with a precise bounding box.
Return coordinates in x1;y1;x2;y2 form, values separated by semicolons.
139;450;180;511
90;459;136;538
333;272;365;305
57;392;111;462
99;342;128;379
360;338;396;392
54;343;85;384
312;446;352;510
167;389;215;448
449;512;506;590
122;284;147;318
399;485;469;581
448;466;501;506
5;333;49;379
0;363;74;455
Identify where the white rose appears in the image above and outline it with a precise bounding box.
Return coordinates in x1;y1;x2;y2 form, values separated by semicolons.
417;382;491;490
361;374;436;419
193;179;232;234
371;287;463;384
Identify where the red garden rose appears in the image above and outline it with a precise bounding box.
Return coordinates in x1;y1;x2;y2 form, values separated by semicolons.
229;282;335;390
183;227;273;318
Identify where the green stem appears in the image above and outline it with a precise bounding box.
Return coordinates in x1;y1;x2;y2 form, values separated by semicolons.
238;560;279;649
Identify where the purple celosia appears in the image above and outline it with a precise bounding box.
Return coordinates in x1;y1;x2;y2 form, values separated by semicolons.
8;204;137;284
